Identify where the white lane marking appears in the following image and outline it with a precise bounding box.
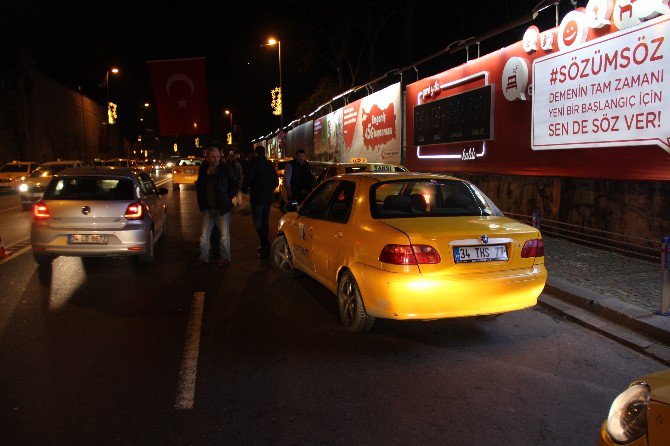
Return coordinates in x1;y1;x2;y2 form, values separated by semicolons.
175;291;205;410
0;205;21;213
0;245;31;266
155;178;171;187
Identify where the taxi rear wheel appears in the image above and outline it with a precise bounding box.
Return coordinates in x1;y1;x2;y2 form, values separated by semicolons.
271;235;300;276
338;270;375;333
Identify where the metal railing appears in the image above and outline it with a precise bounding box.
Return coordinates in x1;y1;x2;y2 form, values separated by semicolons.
503;211;661;263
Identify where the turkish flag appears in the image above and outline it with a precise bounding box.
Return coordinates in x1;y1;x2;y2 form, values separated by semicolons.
147;57;210;136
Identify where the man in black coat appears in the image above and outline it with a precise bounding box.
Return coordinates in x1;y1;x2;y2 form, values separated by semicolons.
283;149;313;204
242;145;279;259
195;147;239;267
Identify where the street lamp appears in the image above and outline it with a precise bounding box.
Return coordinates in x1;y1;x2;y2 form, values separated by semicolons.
267;38;283;127
224;110;233;129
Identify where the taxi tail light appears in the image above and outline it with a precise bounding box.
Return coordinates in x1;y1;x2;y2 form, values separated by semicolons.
379;244;441;265
124;203;144;220
521;239;544;258
33;202;50;220
173;169;182;174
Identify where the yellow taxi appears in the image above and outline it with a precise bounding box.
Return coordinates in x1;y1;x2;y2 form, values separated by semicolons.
598;369;670;446
171;156;202;190
315;160;408;183
278;160;408;211
271;172;547;332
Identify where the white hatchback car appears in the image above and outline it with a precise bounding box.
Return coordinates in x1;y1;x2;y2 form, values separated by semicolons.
0;161;39;192
19;160;86;210
31;167;168;265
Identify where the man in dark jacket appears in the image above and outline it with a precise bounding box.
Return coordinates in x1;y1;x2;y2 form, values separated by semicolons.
283;149;313;204
195;146;240;266
242;145;279;258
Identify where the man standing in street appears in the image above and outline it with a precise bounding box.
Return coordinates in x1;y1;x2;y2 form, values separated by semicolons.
283;149;313;204
242;145;278;259
195;146;239;267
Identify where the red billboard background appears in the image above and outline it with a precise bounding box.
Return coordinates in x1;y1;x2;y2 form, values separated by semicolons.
405;19;670;181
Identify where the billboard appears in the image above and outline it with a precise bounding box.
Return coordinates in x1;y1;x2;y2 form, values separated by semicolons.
313;83;402;163
405;3;670;181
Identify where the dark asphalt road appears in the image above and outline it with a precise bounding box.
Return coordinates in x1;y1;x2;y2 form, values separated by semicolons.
0;176;664;445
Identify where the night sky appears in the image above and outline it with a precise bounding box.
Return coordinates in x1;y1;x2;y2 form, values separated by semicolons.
1;0;579;152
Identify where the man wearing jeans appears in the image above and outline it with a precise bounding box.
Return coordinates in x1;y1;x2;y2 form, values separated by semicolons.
242;145;279;259
195;147;239;267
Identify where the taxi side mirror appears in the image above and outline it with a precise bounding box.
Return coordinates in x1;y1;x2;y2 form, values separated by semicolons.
285;201;299;213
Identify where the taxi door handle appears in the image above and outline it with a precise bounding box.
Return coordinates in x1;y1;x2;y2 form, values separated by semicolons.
334;232;343;238
308;226;313;231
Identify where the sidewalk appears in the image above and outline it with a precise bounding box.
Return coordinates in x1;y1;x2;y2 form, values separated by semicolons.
539;235;670;364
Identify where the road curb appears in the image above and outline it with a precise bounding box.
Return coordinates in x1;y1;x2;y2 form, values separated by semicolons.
543;276;670;346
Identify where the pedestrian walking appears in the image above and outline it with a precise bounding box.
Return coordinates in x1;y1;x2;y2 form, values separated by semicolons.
283;149;313;204
242;145;279;259
227;150;244;207
194;146;239;267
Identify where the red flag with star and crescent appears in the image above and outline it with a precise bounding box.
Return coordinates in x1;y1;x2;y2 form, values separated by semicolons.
147;57;210;136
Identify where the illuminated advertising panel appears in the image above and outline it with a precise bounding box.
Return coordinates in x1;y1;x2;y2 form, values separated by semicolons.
405;2;670;181
532;14;670;153
313;83;402;163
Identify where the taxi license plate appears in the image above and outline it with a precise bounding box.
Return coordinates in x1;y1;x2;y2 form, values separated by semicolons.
454;245;507;263
68;234;108;244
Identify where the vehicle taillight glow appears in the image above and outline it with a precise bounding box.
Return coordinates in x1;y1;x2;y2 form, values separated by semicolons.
173;169;181;174
33;202;50;220
124;203;144;220
521;239;544;258
379;244;441;265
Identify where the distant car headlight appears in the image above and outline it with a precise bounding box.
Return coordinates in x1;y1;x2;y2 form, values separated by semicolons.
19;183;28;192
606;383;649;443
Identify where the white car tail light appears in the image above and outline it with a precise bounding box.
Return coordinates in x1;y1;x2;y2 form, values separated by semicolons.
33;202;50;220
124;203;144;220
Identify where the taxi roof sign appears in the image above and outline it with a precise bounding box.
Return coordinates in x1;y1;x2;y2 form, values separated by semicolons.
349;157;367;163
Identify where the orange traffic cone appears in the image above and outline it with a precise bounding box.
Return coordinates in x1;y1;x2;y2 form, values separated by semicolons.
0;236;6;258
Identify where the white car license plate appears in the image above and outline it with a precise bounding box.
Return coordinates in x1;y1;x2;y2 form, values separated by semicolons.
68;234;108;244
454;245;507;263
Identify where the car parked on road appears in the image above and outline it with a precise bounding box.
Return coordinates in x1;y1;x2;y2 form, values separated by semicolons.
31;167;168;265
272;172;547;332
171;156;202;190
598;368;670;446
0;161;39;192
278;160;409;212
316;161;408;183
19;160;86;210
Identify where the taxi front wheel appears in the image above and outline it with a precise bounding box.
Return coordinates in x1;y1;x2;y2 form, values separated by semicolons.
338;271;375;333
271;235;301;276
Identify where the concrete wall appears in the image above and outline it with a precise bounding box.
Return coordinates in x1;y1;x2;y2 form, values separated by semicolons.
0;69;125;165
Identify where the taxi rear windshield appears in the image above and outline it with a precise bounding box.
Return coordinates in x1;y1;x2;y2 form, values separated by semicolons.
370;179;503;219
44;177;135;201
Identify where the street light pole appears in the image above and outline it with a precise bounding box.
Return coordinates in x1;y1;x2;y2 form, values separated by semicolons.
104;67;119;152
267;38;283;128
225;110;233;145
277;40;283;128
